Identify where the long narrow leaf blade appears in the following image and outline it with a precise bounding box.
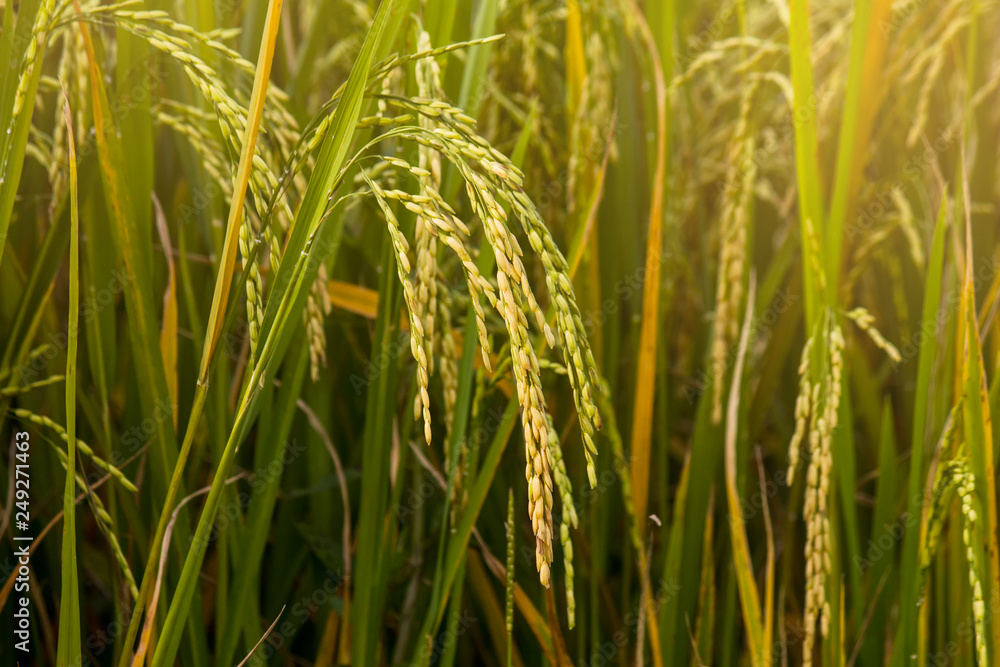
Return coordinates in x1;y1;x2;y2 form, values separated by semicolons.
55;94;82;667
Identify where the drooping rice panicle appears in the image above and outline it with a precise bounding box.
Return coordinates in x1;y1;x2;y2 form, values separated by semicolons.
154;110;233;194
787;334;814;485
91;16;297;241
710;79;758;423
413;31;445;377
495;262;554;586
69;3;301;142
363;173;432;446
920;455;988;665
670;37;787;91
843;306;902;364
955;465;988;667
238;209;264;361
495;187;603;486
889;187;925;269
1;0;60;182
802;311;842;667
547;415;577;628
47;440;139;601
906;47;946;150
306;267;333;379
360;161;496;371
449;168;558;583
47;30;74;216
13;408;138;493
91;11;333;377
0;374;65;397
921;460;963;576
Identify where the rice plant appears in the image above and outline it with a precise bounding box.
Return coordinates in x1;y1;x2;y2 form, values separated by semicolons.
2;0;1000;665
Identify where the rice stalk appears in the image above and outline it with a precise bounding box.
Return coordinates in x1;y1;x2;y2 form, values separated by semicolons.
506;487;516;667
56;90;82;664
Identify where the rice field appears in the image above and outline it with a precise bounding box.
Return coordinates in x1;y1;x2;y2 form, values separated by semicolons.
1;0;999;665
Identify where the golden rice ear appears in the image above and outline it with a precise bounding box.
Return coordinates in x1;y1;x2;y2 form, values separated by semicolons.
955;467;989;667
711;78;759;424
787;335;814;485
799;310;843;667
364;170;433;446
547;415;578;626
351;89;605;588
844;306;902;363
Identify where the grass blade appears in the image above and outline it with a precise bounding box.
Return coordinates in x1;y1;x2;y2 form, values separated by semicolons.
723;274;766;664
144;0;286;662
626;0;668;534
201;0;285;377
0;0;48;272
960;228;1000;664
897;197;948;662
55;93;82;667
788;0;824;326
